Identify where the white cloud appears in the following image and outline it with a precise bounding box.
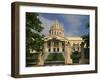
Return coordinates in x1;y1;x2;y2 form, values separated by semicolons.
38;15;53;36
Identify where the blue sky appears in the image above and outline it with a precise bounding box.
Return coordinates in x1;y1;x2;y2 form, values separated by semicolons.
38;13;89;37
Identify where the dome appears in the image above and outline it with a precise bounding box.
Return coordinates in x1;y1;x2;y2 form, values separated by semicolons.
49;20;64;37
50;20;63;31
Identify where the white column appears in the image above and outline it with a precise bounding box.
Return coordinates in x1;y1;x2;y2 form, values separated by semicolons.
43;42;48;60
78;44;81;52
51;41;54;52
59;41;62;52
66;45;72;64
64;42;72;64
64;42;67;64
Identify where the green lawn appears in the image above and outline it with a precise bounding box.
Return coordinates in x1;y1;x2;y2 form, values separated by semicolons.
46;53;64;61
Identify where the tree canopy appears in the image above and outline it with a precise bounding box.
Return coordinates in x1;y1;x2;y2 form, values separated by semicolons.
26;12;44;55
81;22;89;47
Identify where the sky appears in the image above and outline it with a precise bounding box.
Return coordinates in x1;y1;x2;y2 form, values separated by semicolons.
38;13;89;37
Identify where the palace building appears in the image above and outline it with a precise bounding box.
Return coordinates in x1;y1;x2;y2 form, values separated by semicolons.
30;20;89;65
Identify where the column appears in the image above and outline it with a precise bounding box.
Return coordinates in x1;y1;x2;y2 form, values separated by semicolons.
78;44;81;52
64;42;67;64
43;42;48;61
64;42;72;64
51;41;54;52
59;41;62;52
67;44;72;64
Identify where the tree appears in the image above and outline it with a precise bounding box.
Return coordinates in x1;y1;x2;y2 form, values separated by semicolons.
81;22;89;47
71;51;81;63
81;22;89;61
26;12;44;66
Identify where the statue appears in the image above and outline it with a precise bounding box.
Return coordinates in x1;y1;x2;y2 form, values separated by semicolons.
71;51;81;64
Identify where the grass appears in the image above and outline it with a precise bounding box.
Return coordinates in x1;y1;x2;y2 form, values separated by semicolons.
46;53;64;61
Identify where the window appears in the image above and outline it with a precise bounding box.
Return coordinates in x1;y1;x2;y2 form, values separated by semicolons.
48;42;51;47
57;48;59;52
48;48;51;52
54;40;59;47
53;48;56;52
62;42;64;46
62;48;64;52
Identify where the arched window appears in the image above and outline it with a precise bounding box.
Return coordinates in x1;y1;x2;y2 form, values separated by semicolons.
62;42;64;46
62;48;64;52
57;48;59;52
54;40;59;47
48;48;51;52
53;48;56;52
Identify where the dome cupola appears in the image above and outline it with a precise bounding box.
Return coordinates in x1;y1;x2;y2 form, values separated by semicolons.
49;20;64;37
